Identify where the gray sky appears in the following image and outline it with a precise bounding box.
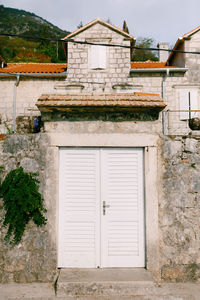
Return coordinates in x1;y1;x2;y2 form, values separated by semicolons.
1;0;200;46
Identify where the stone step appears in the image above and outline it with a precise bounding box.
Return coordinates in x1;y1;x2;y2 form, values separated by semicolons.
57;268;154;296
57;282;195;299
56;269;199;299
0;281;199;300
2;294;195;300
57;281;155;297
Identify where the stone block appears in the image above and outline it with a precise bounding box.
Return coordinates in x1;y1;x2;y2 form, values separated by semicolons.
185;138;198;153
161;264;200;282
3;135;31;154
162;139;182;158
80;52;87;58
109;58;116;64
72;52;80;59
4;158;17;172
75;58;82;64
20;157;39;173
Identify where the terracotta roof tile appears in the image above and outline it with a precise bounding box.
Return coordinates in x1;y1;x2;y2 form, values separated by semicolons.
182;25;200;38
131;61;166;69
0;61;180;74
0;63;67;74
130;61;179;69
134;92;159;96
167;25;200;64
37;93;166;113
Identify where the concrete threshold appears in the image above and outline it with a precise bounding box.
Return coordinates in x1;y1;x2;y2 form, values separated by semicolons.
57;268;155;297
58;267;153;282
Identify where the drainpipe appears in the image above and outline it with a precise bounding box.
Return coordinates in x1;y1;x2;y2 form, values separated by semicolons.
161;69;169;134
13;75;20;132
0;72;67;132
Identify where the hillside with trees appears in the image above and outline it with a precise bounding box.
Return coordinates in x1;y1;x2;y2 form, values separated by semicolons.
0;7;158;63
0;5;70;62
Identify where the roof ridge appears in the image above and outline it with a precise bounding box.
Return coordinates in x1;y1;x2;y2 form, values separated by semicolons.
7;62;67;65
63;18;135;40
167;25;200;64
182;25;200;38
131;61;166;64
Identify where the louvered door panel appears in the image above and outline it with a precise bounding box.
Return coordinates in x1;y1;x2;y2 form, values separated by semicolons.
101;148;145;267
58;148;100;268
58;147;145;268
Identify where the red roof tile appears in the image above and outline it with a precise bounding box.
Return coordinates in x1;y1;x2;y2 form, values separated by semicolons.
0;63;67;74
131;61;166;69
131;61;179;69
167;25;200;64
37;93;166;113
134;92;160;96
0;61;180;74
182;25;200;38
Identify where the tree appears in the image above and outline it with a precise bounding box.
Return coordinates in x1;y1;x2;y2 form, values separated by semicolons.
106;18;112;24
132;37;158;61
77;21;83;29
123;20;129;34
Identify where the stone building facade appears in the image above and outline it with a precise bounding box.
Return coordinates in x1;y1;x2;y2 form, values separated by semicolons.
0;19;200;283
1;20;200;135
65;20;133;93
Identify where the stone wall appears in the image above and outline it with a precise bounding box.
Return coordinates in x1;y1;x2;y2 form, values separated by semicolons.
185;31;200;83
160;135;200;281
0;132;200;283
0;134;57;283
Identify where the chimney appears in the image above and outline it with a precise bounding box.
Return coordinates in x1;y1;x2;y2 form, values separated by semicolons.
157;42;169;62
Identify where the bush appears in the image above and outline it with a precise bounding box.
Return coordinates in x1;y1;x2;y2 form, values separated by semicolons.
0;167;47;245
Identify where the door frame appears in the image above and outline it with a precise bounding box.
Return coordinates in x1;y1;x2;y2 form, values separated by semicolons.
45;133;160;275
58;147;145;268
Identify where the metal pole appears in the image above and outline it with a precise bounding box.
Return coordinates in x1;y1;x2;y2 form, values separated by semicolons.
162;111;166;135
188;91;191;120
12;75;20;133
161;69;169;135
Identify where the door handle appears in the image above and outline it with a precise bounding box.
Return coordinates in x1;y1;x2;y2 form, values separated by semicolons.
103;201;110;215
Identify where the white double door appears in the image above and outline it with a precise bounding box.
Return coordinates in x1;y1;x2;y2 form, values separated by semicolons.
58;148;145;268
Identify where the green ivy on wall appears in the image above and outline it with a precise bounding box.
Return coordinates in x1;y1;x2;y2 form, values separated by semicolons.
0;167;47;245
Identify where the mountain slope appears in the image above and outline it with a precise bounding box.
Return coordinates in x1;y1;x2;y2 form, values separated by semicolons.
0;5;69;37
0;5;70;63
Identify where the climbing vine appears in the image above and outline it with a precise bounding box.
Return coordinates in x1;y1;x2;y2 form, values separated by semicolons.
0;167;47;245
